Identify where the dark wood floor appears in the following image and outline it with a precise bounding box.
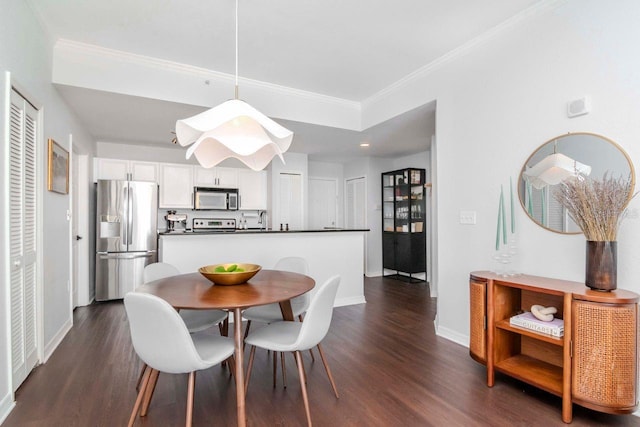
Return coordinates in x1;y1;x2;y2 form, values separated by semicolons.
4;277;638;426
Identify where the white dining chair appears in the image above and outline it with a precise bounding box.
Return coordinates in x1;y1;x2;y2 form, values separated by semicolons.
124;292;235;427
244;275;341;426
242;256;312;386
144;263;228;333
137;262;229;391
242;256;311;331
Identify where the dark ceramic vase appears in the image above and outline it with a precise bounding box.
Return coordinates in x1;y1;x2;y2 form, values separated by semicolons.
585;241;617;291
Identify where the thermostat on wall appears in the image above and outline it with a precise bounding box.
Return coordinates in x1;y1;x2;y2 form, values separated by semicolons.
567;96;590;118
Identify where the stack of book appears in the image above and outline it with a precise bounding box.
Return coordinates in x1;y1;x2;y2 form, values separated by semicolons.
509;312;564;337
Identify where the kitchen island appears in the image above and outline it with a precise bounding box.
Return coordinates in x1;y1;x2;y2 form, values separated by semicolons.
158;229;369;307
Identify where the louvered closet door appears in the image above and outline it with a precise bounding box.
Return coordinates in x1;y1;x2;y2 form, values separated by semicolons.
9;88;38;391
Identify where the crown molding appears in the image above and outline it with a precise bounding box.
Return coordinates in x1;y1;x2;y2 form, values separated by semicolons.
361;0;567;109
54;39;360;110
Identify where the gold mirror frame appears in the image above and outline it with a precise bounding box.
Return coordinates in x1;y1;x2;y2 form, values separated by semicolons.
518;132;635;234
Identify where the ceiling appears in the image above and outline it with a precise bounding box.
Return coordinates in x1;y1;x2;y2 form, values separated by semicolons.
34;0;540;162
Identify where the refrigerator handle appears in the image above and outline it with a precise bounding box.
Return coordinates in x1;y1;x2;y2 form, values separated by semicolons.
123;185;129;246
128;184;134;245
98;252;156;260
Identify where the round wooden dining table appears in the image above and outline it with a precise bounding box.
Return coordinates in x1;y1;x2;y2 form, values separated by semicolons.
136;269;315;427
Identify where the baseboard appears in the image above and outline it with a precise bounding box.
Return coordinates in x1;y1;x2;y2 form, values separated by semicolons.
435;324;469;348
43;316;73;363
365;270;383;277
335;295;366;307
76;296;94;307
0;392;16;425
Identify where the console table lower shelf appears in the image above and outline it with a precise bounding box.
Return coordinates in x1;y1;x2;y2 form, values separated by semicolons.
469;271;639;423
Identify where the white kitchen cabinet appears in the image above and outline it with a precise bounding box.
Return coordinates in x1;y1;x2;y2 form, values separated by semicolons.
194;166;238;188
130;161;159;182
159;163;194;208
237;169;267;210
94;158;158;182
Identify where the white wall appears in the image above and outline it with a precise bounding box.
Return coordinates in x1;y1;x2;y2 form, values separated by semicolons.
343;156;395;276
0;0;95;420
97;141;192;164
392;151;431;175
363;0;640;345
53;40;362;131
97;140;252;168
362;152;431;279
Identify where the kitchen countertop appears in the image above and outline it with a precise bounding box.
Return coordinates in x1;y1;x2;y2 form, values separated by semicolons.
158;228;369;236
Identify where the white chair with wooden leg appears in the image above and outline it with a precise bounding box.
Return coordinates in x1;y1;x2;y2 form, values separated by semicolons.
244;275;341;426
124;292;235;427
243;257;311;333
242;256;312;387
137;262;230;391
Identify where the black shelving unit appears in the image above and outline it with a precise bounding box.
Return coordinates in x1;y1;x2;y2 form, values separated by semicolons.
381;168;426;282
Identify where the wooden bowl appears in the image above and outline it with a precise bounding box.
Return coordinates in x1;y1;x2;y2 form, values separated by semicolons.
198;263;261;285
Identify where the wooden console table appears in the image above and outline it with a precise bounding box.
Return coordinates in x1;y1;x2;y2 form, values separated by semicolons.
469;271;639;423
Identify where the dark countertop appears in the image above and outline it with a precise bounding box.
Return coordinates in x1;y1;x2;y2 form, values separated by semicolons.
158;228;369;236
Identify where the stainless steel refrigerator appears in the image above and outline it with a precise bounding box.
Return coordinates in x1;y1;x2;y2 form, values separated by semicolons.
95;179;158;301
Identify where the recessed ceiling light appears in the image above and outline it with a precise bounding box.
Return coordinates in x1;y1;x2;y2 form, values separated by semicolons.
360;143;370;147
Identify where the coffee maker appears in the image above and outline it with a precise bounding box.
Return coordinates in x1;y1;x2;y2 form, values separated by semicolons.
165;210;187;232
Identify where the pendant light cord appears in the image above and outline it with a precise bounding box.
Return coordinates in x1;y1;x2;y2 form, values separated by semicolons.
234;0;239;99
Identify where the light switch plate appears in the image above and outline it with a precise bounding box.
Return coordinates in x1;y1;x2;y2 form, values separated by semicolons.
459;210;477;225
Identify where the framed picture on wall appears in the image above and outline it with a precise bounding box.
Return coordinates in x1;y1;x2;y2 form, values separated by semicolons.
47;138;69;194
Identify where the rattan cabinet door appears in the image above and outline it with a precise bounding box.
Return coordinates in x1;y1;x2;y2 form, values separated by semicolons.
572;300;638;413
469;279;487;364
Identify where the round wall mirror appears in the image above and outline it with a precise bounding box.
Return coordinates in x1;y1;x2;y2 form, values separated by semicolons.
518;132;635;234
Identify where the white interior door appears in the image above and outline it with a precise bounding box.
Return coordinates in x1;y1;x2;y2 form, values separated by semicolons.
345;176;367;272
345;177;366;228
309;178;337;229
73;153;92;306
278;173;303;230
9;88;39;391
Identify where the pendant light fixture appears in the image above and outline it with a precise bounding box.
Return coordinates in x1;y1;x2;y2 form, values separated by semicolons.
175;0;293;171
523;152;591;189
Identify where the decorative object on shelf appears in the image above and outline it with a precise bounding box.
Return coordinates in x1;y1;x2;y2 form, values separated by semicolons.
199;263;261;285
553;173;637;291
175;0;293;171
585;240;617;292
509;311;564;337
47;138;69;194
492;178;518;276
530;304;557;321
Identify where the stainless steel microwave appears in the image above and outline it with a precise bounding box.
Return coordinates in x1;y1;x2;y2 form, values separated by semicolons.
193;187;238;210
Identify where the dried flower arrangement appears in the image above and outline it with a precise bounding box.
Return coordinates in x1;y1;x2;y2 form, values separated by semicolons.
553;173;636;241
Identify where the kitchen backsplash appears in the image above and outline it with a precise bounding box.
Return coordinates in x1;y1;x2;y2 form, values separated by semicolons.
157;209;265;232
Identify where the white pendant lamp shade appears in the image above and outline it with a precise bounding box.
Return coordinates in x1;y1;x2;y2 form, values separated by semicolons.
175;0;293;171
523;152;592;189
176;99;293;171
